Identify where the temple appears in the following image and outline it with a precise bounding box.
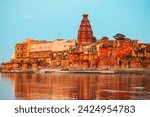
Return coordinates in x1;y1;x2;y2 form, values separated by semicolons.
1;14;150;72
78;14;96;45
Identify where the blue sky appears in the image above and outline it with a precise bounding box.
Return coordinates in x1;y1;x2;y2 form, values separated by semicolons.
0;0;150;63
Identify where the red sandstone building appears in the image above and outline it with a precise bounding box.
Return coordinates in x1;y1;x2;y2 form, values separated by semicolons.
78;14;96;45
1;14;150;71
68;14;150;69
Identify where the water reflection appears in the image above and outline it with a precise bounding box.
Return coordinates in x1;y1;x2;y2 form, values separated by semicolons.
0;73;150;100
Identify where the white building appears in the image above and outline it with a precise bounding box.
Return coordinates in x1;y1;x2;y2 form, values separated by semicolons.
30;39;76;52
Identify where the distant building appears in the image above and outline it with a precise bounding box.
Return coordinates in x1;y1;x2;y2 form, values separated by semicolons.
1;14;150;71
30;39;76;52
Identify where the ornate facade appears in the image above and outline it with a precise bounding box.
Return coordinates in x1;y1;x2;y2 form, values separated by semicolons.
1;38;76;71
1;14;150;72
78;14;96;45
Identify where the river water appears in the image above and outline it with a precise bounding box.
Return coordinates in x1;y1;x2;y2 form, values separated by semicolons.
0;73;150;100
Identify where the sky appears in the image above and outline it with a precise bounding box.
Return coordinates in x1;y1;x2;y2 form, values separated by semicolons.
0;0;150;63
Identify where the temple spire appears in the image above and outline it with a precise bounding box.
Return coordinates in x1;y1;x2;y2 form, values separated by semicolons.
77;14;96;45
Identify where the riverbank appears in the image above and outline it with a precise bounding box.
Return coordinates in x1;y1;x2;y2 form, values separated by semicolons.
1;68;150;74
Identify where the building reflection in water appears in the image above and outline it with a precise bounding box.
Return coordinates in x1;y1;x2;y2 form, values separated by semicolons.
1;73;150;100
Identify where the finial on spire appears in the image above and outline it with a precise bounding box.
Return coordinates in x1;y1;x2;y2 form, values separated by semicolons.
83;14;88;18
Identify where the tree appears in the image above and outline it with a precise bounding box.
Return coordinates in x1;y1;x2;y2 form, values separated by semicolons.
113;33;126;40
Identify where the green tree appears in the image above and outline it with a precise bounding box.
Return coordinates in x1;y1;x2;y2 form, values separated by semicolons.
113;33;125;40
